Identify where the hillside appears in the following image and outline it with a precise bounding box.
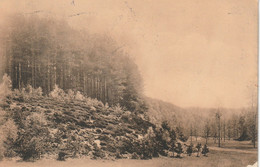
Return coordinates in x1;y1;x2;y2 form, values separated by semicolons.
0;89;157;160
146;97;248;139
145;97;185;127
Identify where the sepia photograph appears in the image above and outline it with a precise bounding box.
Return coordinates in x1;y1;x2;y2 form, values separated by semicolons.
0;0;258;167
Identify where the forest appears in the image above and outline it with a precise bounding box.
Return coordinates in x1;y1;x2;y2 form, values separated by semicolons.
0;15;257;162
1;14;145;112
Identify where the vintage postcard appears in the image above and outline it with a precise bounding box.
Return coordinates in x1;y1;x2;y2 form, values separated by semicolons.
0;0;258;167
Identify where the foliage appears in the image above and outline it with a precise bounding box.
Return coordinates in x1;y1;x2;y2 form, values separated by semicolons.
0;74;12;104
75;91;85;101
67;90;75;100
186;144;193;156
24;85;43;97
3;15;144;112
174;143;183;158
111;104;124;116
201;144;209;156
0;74;18;158
49;84;66;100
14;112;50;161
0;118;18;158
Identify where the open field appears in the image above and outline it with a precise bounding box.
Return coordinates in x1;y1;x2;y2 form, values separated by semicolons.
188;136;258;150
0;139;257;167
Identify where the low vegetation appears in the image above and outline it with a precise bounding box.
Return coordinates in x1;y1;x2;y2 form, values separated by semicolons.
0;75;192;161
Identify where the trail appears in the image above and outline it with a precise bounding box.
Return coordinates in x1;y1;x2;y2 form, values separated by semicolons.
209;146;257;154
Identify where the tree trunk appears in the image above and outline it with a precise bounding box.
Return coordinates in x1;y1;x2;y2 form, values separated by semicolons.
218;122;221;147
18;63;21;89
224;122;226;142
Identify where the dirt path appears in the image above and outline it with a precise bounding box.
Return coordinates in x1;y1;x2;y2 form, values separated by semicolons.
209;146;257;154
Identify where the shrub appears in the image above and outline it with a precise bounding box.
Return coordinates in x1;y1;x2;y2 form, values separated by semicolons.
85;97;102;107
0;74;12;104
174;143;183;158
67;89;75;100
75;91;85;101
111;104;124;116
0;119;18;158
202;144;209;156
19;137;46;161
49;85;66;100
145;127;156;138
14;112;50;160
0;142;4;161
0;109;5;124
34;87;43;96
25;85;33;94
24;85;43;97
57;151;67;161
186;144;193;156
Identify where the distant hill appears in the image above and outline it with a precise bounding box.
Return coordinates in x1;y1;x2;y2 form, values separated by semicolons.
145;97;246;137
145;97;185;128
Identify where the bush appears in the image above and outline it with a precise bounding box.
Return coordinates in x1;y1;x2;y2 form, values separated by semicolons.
174;143;183;158
85;97;103;108
34;87;43;96
0;74;12;104
0;109;5;124
186;144;193;156
112;104;124;116
0;119;18;158
49;85;66;100
57;151;67;161
25;85;33;94
67;89;75;100
202;144;209;156
14;112;50;160
75;91;85;101
0;142;4;161
20;85;43;99
18;137;45;160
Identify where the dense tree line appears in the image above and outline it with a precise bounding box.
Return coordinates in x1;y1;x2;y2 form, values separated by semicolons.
202;108;258;148
1;15;145;111
147;100;257;149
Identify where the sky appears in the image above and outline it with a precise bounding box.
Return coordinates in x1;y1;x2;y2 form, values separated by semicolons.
0;0;258;108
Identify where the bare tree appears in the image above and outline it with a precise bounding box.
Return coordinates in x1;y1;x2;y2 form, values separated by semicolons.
246;82;258;148
247;109;257;148
215;111;222;147
190;124;193;144
223;120;226;142
227;120;232;140
204;120;210;144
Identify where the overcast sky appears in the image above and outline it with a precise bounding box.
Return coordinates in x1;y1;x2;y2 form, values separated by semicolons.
0;0;258;108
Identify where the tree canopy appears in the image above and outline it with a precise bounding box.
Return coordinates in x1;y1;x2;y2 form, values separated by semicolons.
1;15;144;111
